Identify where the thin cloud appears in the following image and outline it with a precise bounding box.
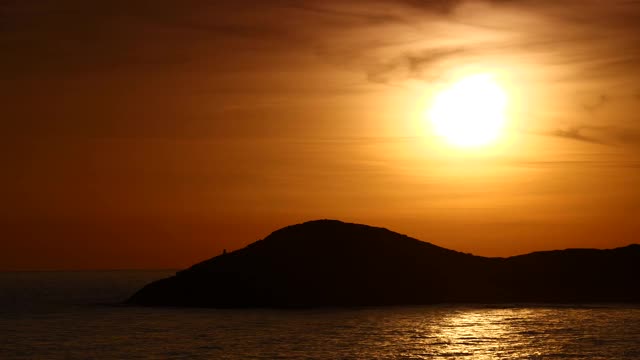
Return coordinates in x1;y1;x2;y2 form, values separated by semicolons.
548;127;604;145
582;95;609;114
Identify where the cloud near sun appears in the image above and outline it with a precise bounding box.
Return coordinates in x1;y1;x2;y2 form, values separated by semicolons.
305;0;640;146
2;0;640;145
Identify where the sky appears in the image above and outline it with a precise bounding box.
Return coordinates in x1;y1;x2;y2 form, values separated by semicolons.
2;0;640;270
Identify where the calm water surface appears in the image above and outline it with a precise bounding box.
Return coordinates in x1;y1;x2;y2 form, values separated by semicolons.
1;271;639;359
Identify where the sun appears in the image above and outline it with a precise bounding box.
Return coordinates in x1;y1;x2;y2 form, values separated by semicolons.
428;74;508;148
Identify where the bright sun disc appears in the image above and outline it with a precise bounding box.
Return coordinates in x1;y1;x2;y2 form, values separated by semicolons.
428;74;507;148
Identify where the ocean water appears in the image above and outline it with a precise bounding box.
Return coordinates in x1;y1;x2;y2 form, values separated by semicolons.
1;271;639;359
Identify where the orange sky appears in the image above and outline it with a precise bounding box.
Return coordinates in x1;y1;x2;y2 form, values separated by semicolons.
2;0;640;270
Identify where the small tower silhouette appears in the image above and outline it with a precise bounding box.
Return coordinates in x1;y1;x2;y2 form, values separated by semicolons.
222;249;227;255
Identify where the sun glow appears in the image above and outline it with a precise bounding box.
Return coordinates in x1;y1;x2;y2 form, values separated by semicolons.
428;74;508;148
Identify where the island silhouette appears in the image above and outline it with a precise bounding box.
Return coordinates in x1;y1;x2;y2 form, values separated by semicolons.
128;220;640;307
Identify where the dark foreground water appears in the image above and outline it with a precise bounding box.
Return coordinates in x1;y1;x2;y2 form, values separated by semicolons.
1;271;639;359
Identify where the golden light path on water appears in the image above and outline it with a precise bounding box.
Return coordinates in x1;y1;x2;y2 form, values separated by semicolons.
337;306;638;359
426;309;544;359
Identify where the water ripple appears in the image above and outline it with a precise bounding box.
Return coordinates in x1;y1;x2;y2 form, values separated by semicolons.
1;272;640;359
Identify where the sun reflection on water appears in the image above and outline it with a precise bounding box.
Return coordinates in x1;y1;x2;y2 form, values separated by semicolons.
428;309;543;359
377;306;635;360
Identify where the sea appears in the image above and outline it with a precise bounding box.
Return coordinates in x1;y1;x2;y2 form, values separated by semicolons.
1;271;639;359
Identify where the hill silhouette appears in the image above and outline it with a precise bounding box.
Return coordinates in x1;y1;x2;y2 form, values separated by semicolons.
127;220;640;307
